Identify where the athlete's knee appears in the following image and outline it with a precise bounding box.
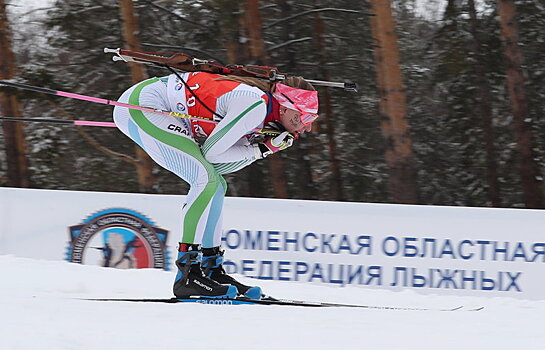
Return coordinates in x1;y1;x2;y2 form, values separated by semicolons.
218;175;227;194
202;151;222;165
192;172;221;192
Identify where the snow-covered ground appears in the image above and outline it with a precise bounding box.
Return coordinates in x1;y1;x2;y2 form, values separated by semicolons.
1;255;543;350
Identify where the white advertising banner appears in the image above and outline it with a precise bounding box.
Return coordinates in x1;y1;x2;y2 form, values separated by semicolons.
1;187;544;299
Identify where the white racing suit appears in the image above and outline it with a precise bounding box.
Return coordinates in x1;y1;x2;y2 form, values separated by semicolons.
113;72;268;248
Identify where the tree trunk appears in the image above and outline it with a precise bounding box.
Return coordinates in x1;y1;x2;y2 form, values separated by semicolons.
222;31;263;198
0;0;30;187
369;0;418;204
313;11;344;201
243;0;288;199
468;0;501;207
496;0;545;208
215;1;266;198
118;0;156;193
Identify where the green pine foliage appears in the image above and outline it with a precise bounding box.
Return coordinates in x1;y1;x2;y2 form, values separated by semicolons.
2;0;544;208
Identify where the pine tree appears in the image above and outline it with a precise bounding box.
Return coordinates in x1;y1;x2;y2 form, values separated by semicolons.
369;0;418;204
496;0;545;208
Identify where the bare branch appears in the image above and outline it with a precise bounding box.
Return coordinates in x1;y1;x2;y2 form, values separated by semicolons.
264;8;368;29
11;7;55;21
266;37;313;51
144;0;207;29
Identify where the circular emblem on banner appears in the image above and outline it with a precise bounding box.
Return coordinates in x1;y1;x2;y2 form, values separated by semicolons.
66;208;170;270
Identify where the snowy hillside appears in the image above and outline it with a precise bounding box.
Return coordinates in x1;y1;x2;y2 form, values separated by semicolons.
1;255;543;350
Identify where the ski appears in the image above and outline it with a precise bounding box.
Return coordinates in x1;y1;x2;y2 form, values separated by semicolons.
83;296;483;311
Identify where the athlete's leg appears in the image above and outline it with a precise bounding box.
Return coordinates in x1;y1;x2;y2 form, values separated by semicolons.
113;78;235;298
113;78;225;247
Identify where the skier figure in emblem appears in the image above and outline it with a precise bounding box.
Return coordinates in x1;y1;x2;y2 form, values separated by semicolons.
100;233;139;269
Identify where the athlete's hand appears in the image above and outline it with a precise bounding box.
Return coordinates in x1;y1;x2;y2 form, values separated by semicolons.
258;131;294;158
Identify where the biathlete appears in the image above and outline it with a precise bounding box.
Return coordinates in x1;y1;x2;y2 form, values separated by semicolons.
113;71;319;299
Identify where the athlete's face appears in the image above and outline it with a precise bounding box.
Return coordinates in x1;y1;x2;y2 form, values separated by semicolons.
278;105;312;134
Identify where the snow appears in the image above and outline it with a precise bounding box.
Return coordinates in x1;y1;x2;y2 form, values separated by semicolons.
1;255;544;350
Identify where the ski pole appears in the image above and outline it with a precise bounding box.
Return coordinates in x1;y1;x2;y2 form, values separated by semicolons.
0;80;216;124
0;80;293;136
0;116;116;127
0;116;291;144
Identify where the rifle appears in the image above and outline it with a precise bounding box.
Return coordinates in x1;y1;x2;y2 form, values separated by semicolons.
103;48;358;92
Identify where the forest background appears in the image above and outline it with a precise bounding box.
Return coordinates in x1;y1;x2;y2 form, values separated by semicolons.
1;0;544;209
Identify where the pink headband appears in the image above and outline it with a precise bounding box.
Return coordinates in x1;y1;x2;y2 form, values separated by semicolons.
272;83;319;115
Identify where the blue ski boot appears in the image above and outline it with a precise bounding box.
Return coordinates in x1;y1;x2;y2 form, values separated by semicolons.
173;244;237;299
201;247;262;299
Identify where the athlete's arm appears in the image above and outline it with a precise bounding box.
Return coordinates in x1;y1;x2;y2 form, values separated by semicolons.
201;93;267;168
